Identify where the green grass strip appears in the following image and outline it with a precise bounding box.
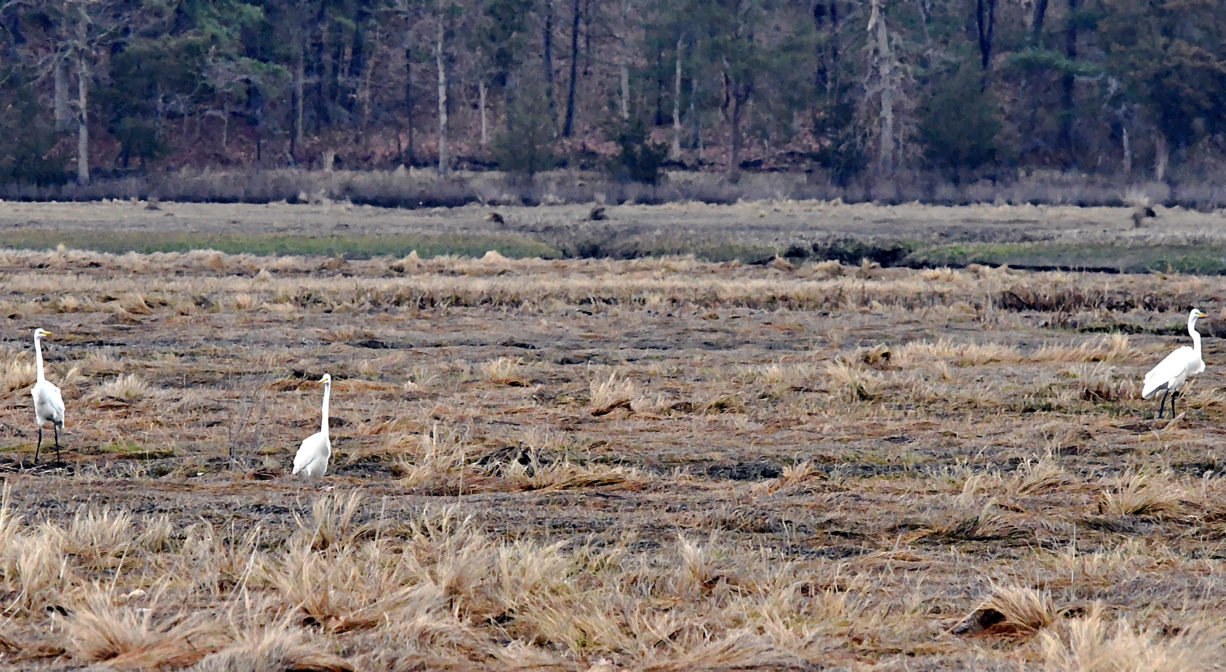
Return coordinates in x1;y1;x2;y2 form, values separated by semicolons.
0;229;561;260
907;242;1226;274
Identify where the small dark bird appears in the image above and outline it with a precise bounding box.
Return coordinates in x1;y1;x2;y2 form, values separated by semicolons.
1132;205;1157;228
486;211;505;225
588;206;607;221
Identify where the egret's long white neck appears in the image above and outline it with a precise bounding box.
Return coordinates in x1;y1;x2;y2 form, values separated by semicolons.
320;381;331;437
34;334;45;382
1190;314;1203;357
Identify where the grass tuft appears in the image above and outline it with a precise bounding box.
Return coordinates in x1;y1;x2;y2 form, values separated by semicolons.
95;373;151;401
589;371;636;415
1040;607;1226;671
953;584;1057;637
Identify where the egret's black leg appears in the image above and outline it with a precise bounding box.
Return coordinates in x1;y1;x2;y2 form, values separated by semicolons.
1171;391;1179;418
34;426;43;465
53;424;60;464
1157;389;1170;419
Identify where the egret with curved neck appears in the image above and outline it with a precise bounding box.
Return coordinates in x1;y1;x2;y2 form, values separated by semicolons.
292;374;332;477
1142;308;1208;418
30;328;66;464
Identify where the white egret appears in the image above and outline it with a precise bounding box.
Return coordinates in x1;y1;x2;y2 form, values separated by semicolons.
1142;308;1208;418
30;328;65;464
292;374;332;477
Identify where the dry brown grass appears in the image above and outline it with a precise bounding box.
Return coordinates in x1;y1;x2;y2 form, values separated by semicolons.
953;583;1058;637
94;373;152;402
1040;607;1226;671
480;356;530;386
0;232;1224;669
0;355;36;392
1096;470;1190;517
64;591;222;670
589;370;636;415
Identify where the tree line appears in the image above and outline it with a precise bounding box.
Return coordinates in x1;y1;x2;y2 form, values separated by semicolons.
1;0;1224;189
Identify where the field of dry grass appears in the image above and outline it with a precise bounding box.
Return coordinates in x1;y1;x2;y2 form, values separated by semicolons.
4;203;1226;669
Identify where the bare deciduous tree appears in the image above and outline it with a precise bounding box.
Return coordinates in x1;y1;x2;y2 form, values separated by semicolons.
435;0;448;174
865;0;905;176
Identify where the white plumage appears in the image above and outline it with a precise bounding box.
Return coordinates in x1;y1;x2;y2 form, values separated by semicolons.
292;374;332;477
1142;308;1208;418
30;328;65;464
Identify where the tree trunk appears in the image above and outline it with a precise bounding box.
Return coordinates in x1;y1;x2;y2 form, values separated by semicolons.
1121;126;1131;176
813;2;827;94
328;30;345;116
1059;0;1077;164
975;0;996;83
1031;0;1049;43
542;0;556;133
828;2;839;98
293;36;305;163
312;2;329;127
813;0;841;133
729;91;744;177
1022;0;1050;160
479;79;488;147
670;35;682;160
620;64;630;120
654;47;664;126
562;0;580;137
1154;133;1168;182
349;5;370;108
504;72;517;131
404;34;414;164
54;53;71;131
869;0;895;176
75;49;89;185
357;45;374;143
723;56;750;177
689;69;699;151
582;0;592;76
435;7;448;175
74;12;90;186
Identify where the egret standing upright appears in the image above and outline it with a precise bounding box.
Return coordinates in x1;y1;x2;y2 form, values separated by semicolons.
30;328;65;464
1142;308;1208;418
292;374;332;477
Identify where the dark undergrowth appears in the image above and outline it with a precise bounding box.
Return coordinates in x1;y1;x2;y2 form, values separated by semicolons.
4;167;1226;210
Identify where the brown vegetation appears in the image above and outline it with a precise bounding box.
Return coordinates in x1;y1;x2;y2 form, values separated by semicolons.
2;214;1226;668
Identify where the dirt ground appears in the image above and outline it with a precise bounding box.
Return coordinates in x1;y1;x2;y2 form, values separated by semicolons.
3;203;1226;669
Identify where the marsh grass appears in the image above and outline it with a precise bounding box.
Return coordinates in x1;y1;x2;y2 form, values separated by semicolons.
392;424;470;491
0;237;1223;669
910;241;1226;275
0;229;560;260
94;373;152;402
1040;607;1226;671
1096;470;1188;517
480;356;531;386
823;359;881;401
954;583;1058;637
64;591;222;670
0;356;35;392
1009;451;1073;496
589;370;636;415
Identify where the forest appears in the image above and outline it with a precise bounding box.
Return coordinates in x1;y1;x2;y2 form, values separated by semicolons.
1;0;1224;197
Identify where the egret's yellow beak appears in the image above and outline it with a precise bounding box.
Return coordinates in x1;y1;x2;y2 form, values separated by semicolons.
42;331;53;337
